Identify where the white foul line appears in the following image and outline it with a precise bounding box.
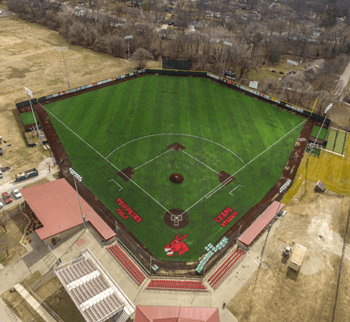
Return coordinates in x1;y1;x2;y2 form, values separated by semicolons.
229;184;244;196
109;179;123;191
182;150;219;174
134;150;171;170
39;103;170;213
181;118;307;215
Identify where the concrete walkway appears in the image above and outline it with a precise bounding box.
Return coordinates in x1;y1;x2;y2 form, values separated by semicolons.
13;284;56;322
0;298;22;322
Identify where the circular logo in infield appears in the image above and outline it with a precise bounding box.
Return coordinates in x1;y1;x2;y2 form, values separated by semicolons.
169;173;184;183
164;208;189;229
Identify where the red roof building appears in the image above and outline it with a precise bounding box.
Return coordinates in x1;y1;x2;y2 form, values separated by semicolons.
238;201;285;247
135;306;220;322
20;178;116;241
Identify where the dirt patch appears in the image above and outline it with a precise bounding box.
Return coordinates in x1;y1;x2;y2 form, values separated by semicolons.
218;170;235;185
164;208;189;229
0;207;28;266
167;142;186;151
2;287;45;322
117;166;134;182
227;185;349;322
33;275;84;322
0;16;144;178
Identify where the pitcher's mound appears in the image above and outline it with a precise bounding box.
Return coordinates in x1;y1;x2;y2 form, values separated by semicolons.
169;173;184;183
164;208;189;229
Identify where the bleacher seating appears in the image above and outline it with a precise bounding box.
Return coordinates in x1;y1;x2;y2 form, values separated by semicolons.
207;248;246;290
107;243;146;286
146;279;207;292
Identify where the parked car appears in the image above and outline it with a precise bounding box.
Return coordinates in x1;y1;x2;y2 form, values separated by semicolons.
0;201;3;209
0;170;2;179
12;187;22;199
0;147;3;156
2;192;12;204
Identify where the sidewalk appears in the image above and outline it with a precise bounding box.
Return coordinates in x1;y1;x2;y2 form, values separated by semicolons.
13;284;56;322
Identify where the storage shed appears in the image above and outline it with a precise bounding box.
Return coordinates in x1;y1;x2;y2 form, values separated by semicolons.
288;244;307;272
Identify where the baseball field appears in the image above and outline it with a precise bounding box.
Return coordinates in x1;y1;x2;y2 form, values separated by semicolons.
44;75;305;261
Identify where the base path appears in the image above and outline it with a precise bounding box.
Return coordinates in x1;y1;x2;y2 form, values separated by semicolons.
13;284;56;322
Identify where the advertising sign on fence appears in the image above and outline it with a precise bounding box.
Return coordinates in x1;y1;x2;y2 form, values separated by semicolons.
249;81;258;89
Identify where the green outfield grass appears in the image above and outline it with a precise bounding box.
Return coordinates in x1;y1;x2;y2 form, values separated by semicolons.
45;75;304;261
311;126;328;140
326;129;337;151
334;130;346;154
20;111;38;125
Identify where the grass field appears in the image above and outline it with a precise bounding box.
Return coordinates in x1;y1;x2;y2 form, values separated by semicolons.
45;75;304;261
334;131;346;154
20;111;38;125
311;126;328;140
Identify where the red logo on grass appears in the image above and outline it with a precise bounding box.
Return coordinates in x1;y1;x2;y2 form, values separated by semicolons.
164;234;189;257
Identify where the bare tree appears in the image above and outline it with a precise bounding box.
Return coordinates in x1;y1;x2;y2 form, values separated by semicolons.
131;48;154;69
0;235;10;257
0;211;9;233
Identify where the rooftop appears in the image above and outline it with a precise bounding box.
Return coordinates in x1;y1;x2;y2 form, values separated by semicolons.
238;201;285;247
20;178;116;241
135;305;220;322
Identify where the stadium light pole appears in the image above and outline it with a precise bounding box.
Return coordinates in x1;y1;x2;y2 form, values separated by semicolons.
124;35;133;73
57;46;70;90
221;41;233;78
24;87;43;146
253;180;291;288
280;59;298;101
69;168;86;231
308;103;332;159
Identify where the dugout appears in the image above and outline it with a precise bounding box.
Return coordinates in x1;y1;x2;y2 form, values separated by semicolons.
308;136;327;147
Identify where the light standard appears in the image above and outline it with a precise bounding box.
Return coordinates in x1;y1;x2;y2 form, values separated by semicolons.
69;168;86;231
57;46;70;90
308;103;332;159
280;59;298;101
221;41;233;78
24;87;43;146
253;179;291;287
124;35;133;73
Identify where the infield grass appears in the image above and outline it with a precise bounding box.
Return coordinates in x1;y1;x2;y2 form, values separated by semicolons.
45;75;304;261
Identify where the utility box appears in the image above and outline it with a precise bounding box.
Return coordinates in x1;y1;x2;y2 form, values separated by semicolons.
315;180;326;193
288;244;307;272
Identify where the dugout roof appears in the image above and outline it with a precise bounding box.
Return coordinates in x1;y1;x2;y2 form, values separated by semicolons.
238;201;285;247
20;178;116;241
135;306;220;322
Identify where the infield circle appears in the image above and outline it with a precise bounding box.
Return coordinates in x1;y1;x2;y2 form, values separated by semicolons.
164;208;189;229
